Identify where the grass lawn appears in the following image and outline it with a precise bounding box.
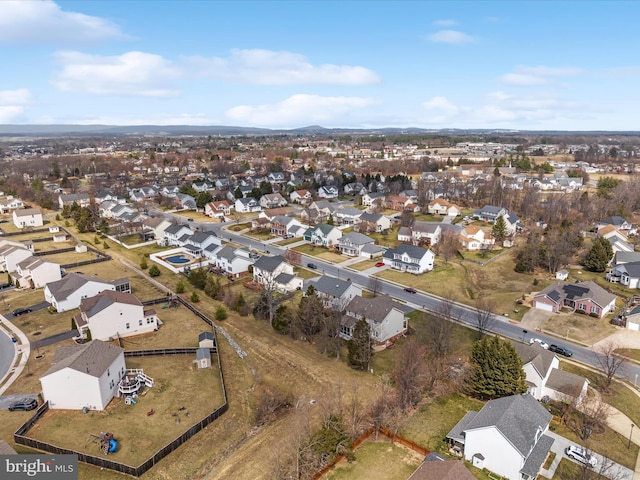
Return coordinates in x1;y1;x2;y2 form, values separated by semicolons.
26;355;225;467
615;348;640;363
398;392;485;454
293;244;348;263
112;234;144;246
171;210;216;223
324;438;423;480
294;267;322;280
243;229;274;241
274;236;303;246
552;458;607;480
348;260;380;272
413;213;445;223
365;229;399;249
460;248;506;262
542;312;617;345
39;249;104;266
564;268;633;300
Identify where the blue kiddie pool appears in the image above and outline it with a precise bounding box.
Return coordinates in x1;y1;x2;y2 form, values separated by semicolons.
109;439;117;453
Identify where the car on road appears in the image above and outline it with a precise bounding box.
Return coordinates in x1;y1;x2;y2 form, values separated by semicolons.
375;262;385;267
8;398;38;412
307;263;318;269
529;338;549;349
549;344;573;357
0;282;12;290
283;234;294;239
565;445;597;468
12;307;32;316
404;287;417;294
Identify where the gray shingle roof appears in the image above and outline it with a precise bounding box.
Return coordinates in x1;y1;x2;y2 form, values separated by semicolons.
346;294;402;324
253;254;285;273
464;394;551;457
521;434;554;477
513;343;556;379
446;411;478;444
43;340;123;378
340;232;373;245
545;368;587;397
80;290;142;318
536;281;616;309
46;272;112;301
311;275;353;297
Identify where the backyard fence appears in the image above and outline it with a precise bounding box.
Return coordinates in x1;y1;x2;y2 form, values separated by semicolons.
0;227;51;237
14;300;228;478
34;246;76;256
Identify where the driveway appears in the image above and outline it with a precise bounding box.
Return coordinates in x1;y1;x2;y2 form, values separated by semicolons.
6;300;50;319
540;431;634;480
0;394;38;410
520;308;553;331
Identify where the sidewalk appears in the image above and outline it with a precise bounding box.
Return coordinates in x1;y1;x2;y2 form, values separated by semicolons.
0;314;30;395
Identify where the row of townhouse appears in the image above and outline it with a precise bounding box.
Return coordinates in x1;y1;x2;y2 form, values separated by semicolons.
0;238;61;288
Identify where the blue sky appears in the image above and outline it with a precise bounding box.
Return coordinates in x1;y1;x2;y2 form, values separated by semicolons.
1;0;639;130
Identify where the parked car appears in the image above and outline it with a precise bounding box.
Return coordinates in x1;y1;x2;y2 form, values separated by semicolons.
549;344;573;357
0;282;12;290
283;234;294;239
529;338;549;350
8;398;38;412
375;262;385;267
307;263;318;269
404;287;417;294
566;445;597;468
12;307;32;317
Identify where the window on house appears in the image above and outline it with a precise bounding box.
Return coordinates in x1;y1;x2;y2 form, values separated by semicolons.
107;369;110;377
125;323;130;329
591;306;599;314
139;319;143;326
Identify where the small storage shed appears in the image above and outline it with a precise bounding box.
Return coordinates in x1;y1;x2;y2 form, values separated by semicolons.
195;348;211;369
198;331;215;349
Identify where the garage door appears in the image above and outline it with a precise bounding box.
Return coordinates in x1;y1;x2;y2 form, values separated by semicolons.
534;301;553;312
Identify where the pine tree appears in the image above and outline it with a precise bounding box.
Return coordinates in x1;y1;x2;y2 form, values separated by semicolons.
215;305;228;321
347;319;372;370
492;215;507;244
468;336;527;400
584;237;613;272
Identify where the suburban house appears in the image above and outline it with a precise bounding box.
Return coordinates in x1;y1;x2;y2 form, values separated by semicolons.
513;343;588;405
59;193;91;209
213;246;253;277
317;185;339;199
0;244;33;272
259;193;288;209
12;208;44;229
304;223;342;247
290;189;312;204
0;196;24;213
386;195;419;212
12;256;61;289
44;273;131;313
185;231;221;254
175;193;196;210
309;275;363;310
458;225;495;251
607;261;640;288
142;217;172;243
599;225;634;254
473;205;508;223
252;255;302;293
361;192;385;208
533;281;617;318
398;221;441;246
270;215;304;237
382;244;435;274
340;294;407;344
446;394;554;480
334;206;363;225
204;200;232;218
75;290;159;341
163;223;194;246
427;198;461;216
612;251;640;267
357;212;391;233
40;340;126;411
343;182;367;196
301;200;337;224
235;197;262;213
595;216;636;235
338;232;376;257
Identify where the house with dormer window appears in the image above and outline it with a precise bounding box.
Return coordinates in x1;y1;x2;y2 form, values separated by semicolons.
340;294;407;344
235;197;262;213
382;244;435;274
270;215;303;237
304;223;342;247
338;232;375;257
259;193;288;209
252;255;303;293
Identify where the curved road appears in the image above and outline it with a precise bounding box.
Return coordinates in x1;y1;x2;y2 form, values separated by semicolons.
0;322;16;384
153;211;640;386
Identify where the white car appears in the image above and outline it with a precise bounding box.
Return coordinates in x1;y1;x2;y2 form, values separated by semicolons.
566;445;597;468
529;338;549;349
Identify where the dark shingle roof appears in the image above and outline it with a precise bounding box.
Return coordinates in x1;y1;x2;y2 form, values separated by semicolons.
311;275;354;297
545;369;587;396
346;294;402;324
253;254;285;273
520;434;554;478
80;290;142;318
513;343;556;379
46;272;112;301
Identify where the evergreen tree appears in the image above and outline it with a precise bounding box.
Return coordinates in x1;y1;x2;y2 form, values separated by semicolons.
175;280;186;294
585;237;613;272
190;291;200;303
140;256;148;270
468;336;527;400
492;215;508;244
215;305;228;320
234;186;243;200
148;265;161;277
347;319;372;370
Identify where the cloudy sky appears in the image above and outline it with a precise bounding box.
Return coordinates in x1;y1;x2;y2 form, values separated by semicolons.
1;0;639;130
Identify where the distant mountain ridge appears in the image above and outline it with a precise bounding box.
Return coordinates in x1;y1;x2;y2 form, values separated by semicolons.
0;124;638;137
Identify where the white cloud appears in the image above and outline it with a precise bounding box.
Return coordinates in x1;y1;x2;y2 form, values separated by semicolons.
433;19;457;26
0;0;129;44
428;30;474;45
226;94;375;127
66;112;216;126
422;96;459;115
0;88;33;122
186;49;379;85
500;65;585;85
52;51;181;97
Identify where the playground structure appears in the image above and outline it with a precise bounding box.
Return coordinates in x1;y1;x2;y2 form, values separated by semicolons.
85;432;118;455
117;369;154;399
162;297;179;309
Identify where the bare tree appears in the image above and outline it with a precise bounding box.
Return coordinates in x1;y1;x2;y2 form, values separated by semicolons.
283;248;302;266
393;338;428;410
474;297;496;339
435;228;459;264
368;276;382;298
595;341;626;392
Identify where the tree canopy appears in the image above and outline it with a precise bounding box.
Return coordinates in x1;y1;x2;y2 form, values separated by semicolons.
584;237;613;272
468;336;527;400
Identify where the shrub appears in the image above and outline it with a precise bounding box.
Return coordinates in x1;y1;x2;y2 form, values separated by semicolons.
103;241;110;249
190;292;200;303
55;214;61;221
215;305;228;321
140;257;148;270
514;262;526;273
175;280;186;294
576;309;586;315
149;265;161;277
532;278;539;286
71;316;76;329
47;306;57;314
64;220;70;227
86;329;92;341
589;312;599;318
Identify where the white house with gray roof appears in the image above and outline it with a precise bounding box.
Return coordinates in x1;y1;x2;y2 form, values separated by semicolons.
213;246;253;277
163;223;194;246
382;244;435;274
304;223;342;247
12;256;61;288
40;340;126;411
44;273;130;313
607;261;640;288
75;290;158;341
252;255;302;292
338;232;375;257
533;281;616;319
398;221;442;246
446;394;554;480
0;243;32;272
12;208;43;229
309;275;362;310
340;294;407;344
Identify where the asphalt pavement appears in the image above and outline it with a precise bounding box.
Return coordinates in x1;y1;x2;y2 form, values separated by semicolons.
0;324;16;386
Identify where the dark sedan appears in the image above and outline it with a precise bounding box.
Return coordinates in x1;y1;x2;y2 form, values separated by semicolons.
549;344;573;357
12;307;32;317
